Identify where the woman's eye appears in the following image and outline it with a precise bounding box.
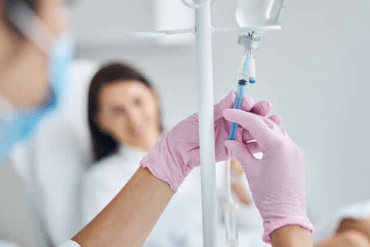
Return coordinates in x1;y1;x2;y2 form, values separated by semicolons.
134;98;142;106
111;108;125;115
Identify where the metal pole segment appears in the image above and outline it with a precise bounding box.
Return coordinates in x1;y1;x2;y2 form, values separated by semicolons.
194;1;217;246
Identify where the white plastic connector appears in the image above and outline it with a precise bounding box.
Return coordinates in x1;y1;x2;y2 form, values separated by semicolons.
248;56;256;84
249;57;256;78
237;50;252;81
238;34;263;49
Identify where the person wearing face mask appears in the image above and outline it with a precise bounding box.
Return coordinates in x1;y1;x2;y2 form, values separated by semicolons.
0;0;76;245
0;0;73;163
0;0;319;246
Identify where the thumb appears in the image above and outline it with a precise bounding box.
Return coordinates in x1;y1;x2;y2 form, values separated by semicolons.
223;109;273;148
224;140;259;177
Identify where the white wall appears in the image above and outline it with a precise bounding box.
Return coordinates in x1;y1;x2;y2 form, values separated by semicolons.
73;0;370;223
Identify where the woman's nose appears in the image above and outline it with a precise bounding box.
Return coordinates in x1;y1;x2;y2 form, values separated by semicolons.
126;108;142;128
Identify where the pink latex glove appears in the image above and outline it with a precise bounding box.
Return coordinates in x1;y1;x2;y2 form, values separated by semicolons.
141;91;280;192
223;109;314;243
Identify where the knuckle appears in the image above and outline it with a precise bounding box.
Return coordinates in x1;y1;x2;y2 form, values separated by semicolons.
271;137;284;150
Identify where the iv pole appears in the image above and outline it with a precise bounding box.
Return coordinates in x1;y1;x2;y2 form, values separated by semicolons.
194;1;217;246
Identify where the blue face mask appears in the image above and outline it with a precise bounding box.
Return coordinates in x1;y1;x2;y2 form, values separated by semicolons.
0;3;74;163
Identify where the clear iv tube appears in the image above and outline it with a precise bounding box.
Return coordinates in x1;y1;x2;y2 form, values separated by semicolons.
225;154;233;202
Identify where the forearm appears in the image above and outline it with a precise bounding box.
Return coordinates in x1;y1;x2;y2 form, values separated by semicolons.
271;225;313;247
73;167;174;247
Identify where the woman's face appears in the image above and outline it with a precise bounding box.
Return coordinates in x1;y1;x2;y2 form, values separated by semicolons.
96;80;161;152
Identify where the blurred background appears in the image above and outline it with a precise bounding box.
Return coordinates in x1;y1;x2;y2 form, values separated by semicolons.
1;0;370;246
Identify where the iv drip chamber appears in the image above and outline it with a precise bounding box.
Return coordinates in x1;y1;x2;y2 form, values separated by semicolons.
236;0;285;27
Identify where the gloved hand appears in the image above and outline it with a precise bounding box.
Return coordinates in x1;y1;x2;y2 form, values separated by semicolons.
140;91;280;192
223;109;314;243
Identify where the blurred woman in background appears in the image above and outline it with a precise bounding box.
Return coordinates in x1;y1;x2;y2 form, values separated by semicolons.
83;62;164;226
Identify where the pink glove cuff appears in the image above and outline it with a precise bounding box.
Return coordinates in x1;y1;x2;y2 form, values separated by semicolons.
263;215;315;243
140;160;187;192
140;136;191;192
